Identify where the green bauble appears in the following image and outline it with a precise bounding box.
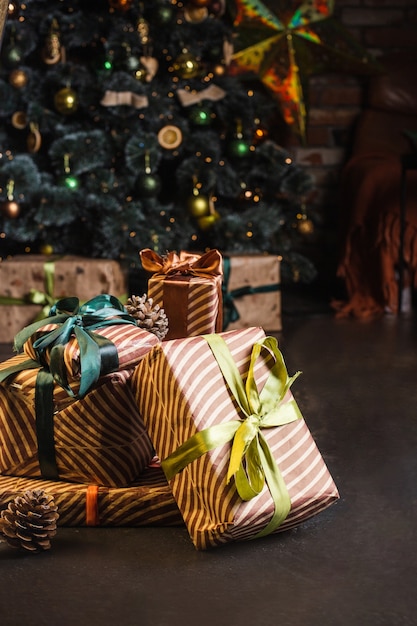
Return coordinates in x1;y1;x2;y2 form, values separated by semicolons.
227;137;251;159
4;43;23;67
189;105;212;126
187;193;210;217
58;174;80;190
137;173;161;197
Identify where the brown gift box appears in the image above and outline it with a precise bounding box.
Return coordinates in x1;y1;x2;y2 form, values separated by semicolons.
0;464;183;527
0;255;128;343
131;326;339;550
0;354;154;487
140;248;223;340
222;254;282;332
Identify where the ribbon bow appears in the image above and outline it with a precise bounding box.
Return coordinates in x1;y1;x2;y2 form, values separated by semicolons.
161;334;302;538
140;248;223;280
177;84;226;107
14;294;137;398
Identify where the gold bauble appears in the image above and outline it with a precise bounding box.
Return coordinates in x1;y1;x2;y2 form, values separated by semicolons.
54;87;79;115
11;111;27;129
9;68;28;88
157;125;183;150
197;210;221;231
1;200;20;218
173;51;200;79
298;218;314;235
184;6;208;22
187;193;210;217
40;244;54;255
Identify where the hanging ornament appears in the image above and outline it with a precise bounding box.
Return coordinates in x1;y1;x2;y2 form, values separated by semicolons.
3;39;23;67
27;122;42;153
184;5;208;23
173;49;200;80
58;154;80;190
54;86;79;115
297;214;314;235
188;104;212;126
157;125;183;150
42;18;62;65
136;150;161;198
11;110;27;129
227;119;252;159
39;244;54;255
9;68;28;89
108;0;133;11
197;209;220;231
187;177;210;218
136;16;150;46
1;180;20;219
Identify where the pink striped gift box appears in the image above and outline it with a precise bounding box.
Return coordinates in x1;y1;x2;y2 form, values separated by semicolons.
131;327;339;550
140;248;223;340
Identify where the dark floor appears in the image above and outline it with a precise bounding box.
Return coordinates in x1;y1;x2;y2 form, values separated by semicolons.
1;292;417;626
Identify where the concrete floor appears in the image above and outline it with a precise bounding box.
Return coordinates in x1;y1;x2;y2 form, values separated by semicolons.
1;303;417;626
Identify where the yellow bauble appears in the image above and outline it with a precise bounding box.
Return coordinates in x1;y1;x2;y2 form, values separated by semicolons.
173;51;200;79
197;211;220;231
54;87;79;115
40;244;54;255
187;193;210;217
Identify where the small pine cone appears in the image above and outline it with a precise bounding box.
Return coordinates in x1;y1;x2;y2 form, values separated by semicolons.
126;294;169;340
0;489;59;553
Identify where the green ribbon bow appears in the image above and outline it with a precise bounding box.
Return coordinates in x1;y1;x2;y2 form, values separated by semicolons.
161;334;302;538
14;293;137;399
0;260;57;322
222;257;281;330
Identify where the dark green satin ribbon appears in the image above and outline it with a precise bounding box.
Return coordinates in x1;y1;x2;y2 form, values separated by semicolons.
161;334;302;538
14;293;137;398
222;257;281;330
0;260;58;322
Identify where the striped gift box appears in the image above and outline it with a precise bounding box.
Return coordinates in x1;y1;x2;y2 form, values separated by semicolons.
0;465;183;527
0;354;154;487
140;248;223;340
131;327;339;550
23;322;159;379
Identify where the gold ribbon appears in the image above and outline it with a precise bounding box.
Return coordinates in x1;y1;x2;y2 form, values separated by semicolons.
177;84;226;107
100;90;149;109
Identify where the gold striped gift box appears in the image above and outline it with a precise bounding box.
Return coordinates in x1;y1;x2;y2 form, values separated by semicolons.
23;322;159;379
131;327;339;550
140;248;223;340
0;465;183;527
0;354;155;487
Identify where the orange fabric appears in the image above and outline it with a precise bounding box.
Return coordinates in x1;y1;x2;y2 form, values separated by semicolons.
333;152;417;319
86;485;100;526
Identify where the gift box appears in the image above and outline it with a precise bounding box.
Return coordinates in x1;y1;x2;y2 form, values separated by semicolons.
140;248;223;340
0;255;128;343
0;465;183;527
0;353;154;487
222;254;282;332
131;327;339;550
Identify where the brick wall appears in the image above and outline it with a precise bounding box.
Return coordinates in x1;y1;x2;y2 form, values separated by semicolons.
290;0;417;291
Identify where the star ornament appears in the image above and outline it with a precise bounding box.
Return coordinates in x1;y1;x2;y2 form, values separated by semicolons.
228;0;379;141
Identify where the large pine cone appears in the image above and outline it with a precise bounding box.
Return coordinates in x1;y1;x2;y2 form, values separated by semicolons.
0;489;59;553
126;294;169;340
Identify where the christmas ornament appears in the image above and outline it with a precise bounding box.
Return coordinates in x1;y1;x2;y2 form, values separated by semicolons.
27;122;42;153
157;124;183;150
108;0;133;11
140;56;158;82
58;154;80;190
136;151;161;197
173;50;200;79
125;294;169;340
188;104;212;126
227;120;252;159
3;40;23;67
187;181;210;217
297;217;314;235
54;86;79;115
40;244;54;255
9;68;28;88
177;84;226;107
11;110;27;129
0;489;58;552
1;180;20;218
42;18;62;65
197;209;220;230
229;0;379;141
184;6;208;23
154;2;175;26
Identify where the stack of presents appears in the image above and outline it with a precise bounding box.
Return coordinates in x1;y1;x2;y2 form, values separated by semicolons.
0;250;338;550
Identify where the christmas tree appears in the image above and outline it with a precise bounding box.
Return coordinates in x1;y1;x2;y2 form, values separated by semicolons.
0;0;316;284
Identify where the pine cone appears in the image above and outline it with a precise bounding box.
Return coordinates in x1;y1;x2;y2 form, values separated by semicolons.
126;294;169;340
0;489;59;553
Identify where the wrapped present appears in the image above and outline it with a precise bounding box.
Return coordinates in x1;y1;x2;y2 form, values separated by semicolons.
15;294;159;398
0;353;154;487
131;327;339;550
0;465;183;527
222;254;282;332
140;248;223;340
0;255;128;343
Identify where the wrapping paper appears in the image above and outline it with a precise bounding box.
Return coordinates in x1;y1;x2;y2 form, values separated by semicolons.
0;354;154;487
131;327;339;550
0;465;183;527
140;248;223;340
222;254;282;331
0;255;128;342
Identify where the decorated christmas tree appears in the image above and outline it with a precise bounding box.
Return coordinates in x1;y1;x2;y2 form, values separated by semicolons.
0;0;318;284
